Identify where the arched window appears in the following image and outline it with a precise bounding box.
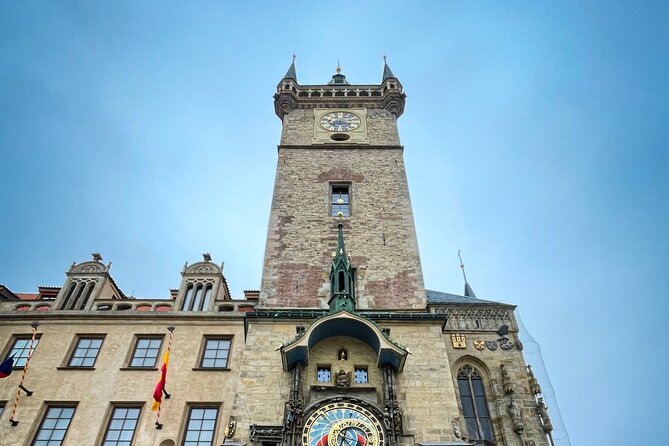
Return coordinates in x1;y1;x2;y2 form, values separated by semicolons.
201;284;213;311
191;284;203;311
457;364;495;443
181;285;193;311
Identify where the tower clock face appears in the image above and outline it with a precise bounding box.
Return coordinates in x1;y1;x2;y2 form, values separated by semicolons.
303;401;385;446
320;112;361;132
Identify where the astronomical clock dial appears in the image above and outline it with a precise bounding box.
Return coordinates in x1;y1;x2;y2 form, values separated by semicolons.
320;112;361;132
303;401;385;446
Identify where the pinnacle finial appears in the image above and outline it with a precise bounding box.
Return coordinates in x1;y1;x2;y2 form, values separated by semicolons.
382;56;396;81
458;250;477;298
336;60;341;74
458;250;468;282
283;56;297;81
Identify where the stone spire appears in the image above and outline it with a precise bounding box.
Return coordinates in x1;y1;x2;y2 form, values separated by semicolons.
382;55;396;81
283;54;297;81
328;223;356;312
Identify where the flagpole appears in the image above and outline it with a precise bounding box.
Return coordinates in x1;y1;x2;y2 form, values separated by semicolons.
9;321;39;427
155;325;175;429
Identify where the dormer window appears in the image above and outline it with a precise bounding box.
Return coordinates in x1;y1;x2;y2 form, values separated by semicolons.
60;279;97;310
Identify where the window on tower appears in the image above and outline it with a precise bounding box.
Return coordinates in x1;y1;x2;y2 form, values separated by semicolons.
331;185;350;217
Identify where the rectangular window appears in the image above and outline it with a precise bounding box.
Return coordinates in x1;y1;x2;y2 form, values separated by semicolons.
8;335;41;368
32;406;76;446
200;338;231;369
68;336;103;367
331;185;350;217
354;367;368;384
102;405;141;446
183;406;219;446
0;401;5;418
317;366;331;383
130;337;163;368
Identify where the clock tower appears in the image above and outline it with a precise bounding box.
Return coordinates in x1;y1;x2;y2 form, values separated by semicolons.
261;59;426;310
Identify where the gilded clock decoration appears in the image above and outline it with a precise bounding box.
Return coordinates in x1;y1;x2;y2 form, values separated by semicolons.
303;401;385;446
320;112;361;132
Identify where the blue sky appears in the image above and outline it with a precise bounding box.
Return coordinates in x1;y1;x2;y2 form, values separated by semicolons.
1;2;667;444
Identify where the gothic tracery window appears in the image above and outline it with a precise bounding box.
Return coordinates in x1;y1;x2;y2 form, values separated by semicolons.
457;364;495;443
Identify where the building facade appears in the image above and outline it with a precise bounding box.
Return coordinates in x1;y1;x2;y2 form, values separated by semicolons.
0;61;557;446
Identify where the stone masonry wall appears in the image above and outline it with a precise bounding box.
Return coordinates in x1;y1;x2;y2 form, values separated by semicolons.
281;108;400;146
391;323;461;445
441;311;551;446
260;145;426;309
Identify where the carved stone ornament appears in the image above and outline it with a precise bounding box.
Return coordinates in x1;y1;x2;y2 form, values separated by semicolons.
187;264;219;274
224;417;236;438
391;406;403;434
71;262;105;274
485;340;498;351
338;348;348;361
516;339;524;351
452;419;462;438
335;369;351;387
500;338;514;350
473;340;485;351
451;333;466;349
507;397;524;434
527;365;542;396
536;397;553;433
525;441;536;446
500;364;514;394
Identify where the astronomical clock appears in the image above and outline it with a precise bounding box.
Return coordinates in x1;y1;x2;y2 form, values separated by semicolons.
303;401;385;446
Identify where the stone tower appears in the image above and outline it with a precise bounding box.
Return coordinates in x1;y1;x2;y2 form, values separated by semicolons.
260;59;426;310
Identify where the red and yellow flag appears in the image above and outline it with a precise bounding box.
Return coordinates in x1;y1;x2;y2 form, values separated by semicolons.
152;351;170;411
